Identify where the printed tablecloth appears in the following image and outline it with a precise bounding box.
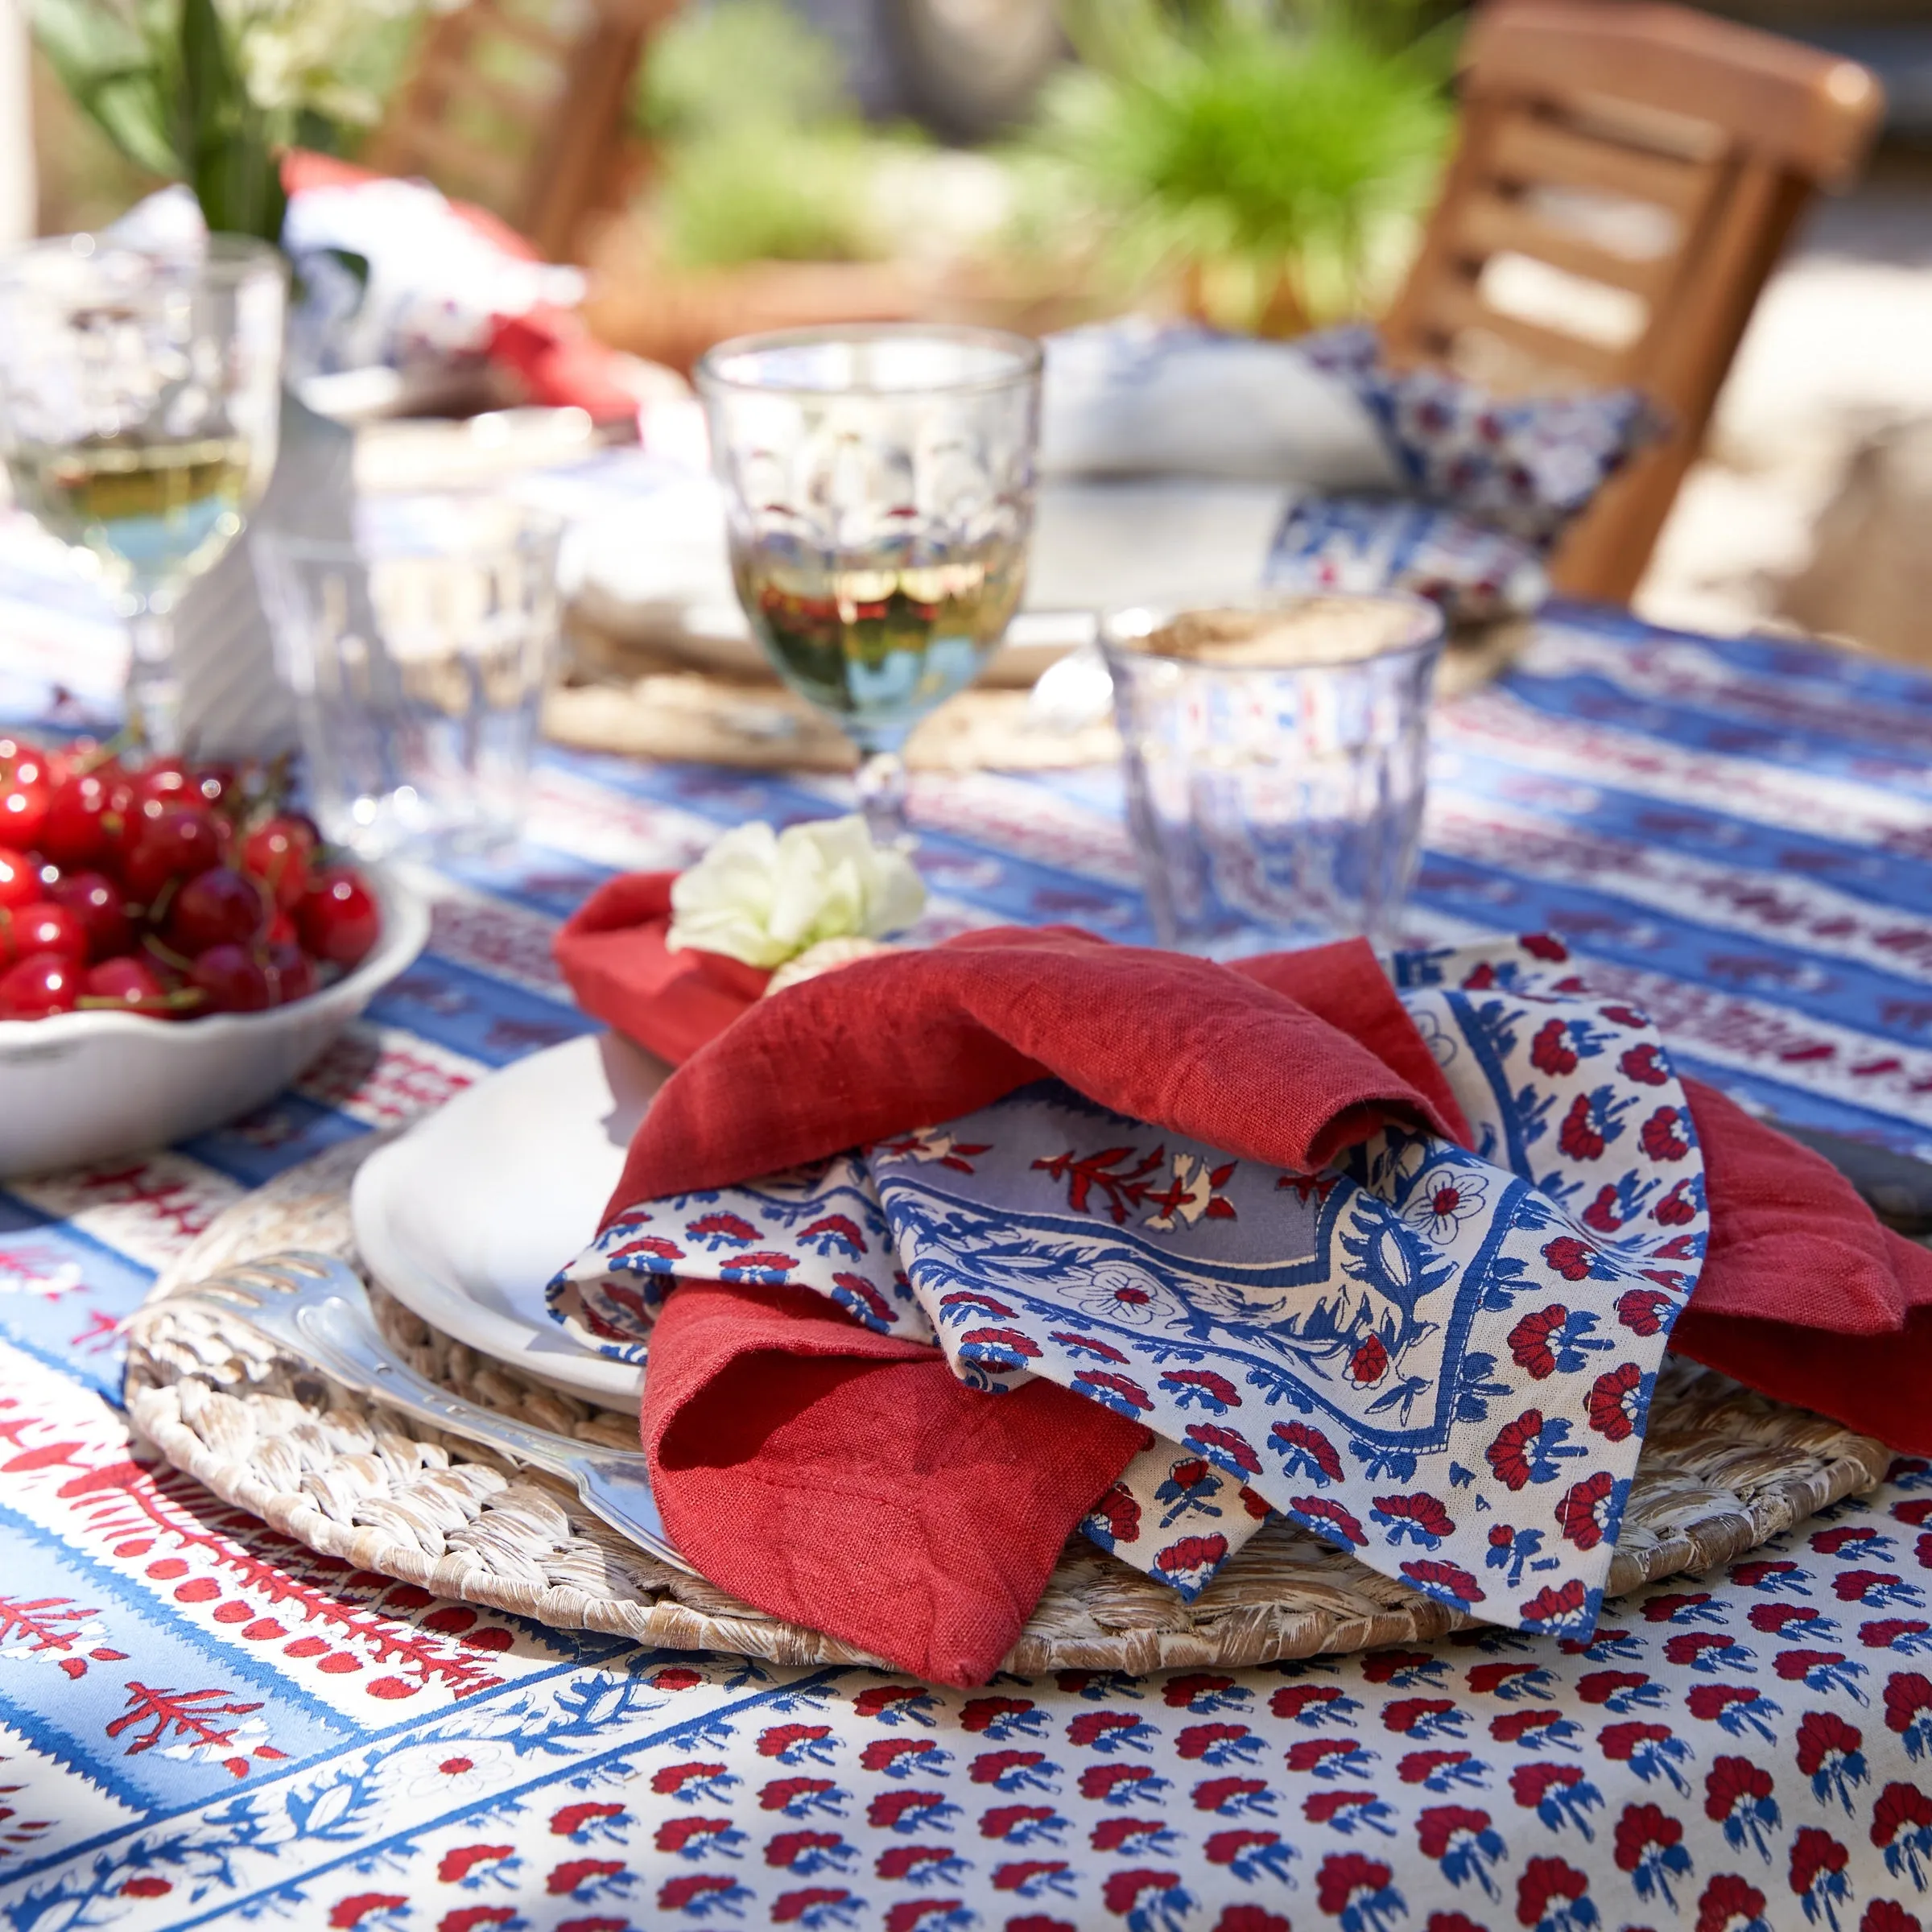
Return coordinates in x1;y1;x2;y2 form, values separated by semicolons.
0;553;1930;1931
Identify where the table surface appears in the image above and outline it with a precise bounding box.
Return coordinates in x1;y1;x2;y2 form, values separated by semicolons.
0;575;1929;1931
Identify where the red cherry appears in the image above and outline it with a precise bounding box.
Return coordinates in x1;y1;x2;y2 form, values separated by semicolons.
45;872;131;961
0;747;51;851
265;907;297;947
188;943;273;1013
39;770;118;867
1;902;85;968
83;956;171;1015
0;849;38;912
296;867;380;969
241;815;316;910
266;941;317;1005
0;951;81;1019
167;866;267;956
122;805;223;903
131;761;226;811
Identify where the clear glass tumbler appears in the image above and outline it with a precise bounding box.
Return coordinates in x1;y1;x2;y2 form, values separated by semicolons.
0;233;286;753
696;324;1042;845
1103;593;1446;952
254;495;564;860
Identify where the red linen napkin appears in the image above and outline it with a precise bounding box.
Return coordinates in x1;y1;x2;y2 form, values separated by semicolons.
551;885;1932;1682
1672;1078;1932;1454
555;885;1471;1684
645;1281;1147;1683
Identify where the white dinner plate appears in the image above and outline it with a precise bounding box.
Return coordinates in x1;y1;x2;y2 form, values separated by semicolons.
350;1031;667;1405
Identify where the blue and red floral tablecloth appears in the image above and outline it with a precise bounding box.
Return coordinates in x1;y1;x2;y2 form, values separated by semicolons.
0;567;1929;1931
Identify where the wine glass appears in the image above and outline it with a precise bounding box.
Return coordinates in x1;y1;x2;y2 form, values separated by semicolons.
696;324;1042;845
0;233;287;754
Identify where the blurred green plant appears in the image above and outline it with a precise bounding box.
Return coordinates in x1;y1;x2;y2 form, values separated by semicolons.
33;0;433;241
636;0;914;270
1023;0;1455;332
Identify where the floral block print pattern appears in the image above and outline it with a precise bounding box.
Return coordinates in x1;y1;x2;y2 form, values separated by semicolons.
551;937;1708;1637
20;1458;1932;1932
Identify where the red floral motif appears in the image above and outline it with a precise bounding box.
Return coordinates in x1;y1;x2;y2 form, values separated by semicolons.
1639;1106;1690;1161
1348;1335;1390;1386
1156;1535;1230;1587
1871;1779;1932;1847
1620;1041;1670;1086
1613;1286;1672;1336
1293;1496;1368;1548
1507;1306;1570;1379
1088;1485;1140;1546
1541;1238;1596;1283
1511;1762;1585;1807
1515;1855;1588;1926
1399;1560;1485;1604
1797;1708;1864;1775
1556;1472;1617;1550
1485;1410;1557;1492
1613;1801;1682;1872
1788;1826;1847;1897
1695;1872;1767;1932
1587;1364;1644;1441
1371;1492;1455;1541
1272;1421;1346;1484
1521;933;1569;960
1415;1804;1491;1858
1652;1175;1699;1222
1705;1754;1775;1820
1530;1019;1579;1075
1100;1870;1184;1915
1860;1903;1924;1932
1557;1095;1606;1162
1316;1852;1394;1915
1031;1143;1166;1224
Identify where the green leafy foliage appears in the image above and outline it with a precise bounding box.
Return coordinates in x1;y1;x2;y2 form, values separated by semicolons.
32;0;427;241
635;0;918;270
1026;0;1455;331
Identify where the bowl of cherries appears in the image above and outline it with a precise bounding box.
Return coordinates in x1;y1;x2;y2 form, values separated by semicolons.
0;734;430;1176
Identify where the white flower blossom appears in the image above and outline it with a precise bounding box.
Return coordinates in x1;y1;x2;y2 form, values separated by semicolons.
666;815;925;969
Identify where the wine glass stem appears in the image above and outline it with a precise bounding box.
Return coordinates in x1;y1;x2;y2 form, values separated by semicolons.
126;602;184;756
854;744;912;849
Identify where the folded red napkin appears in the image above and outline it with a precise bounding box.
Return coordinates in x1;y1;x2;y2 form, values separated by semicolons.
1670;1077;1932;1451
553;881;1932;1683
557;881;1471;1682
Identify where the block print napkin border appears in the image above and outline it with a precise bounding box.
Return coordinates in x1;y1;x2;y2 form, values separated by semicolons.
549;936;1708;1639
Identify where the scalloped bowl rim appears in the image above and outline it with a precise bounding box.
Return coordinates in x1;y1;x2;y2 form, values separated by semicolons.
0;863;432;1050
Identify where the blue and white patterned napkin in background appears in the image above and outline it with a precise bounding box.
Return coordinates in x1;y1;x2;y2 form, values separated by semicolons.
551;937;1709;1639
1039;321;1653;622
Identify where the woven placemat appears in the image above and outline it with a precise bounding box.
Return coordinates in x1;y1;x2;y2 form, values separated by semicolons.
126;1137;1893;1674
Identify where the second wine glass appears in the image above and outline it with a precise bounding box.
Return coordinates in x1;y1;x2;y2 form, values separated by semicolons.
696;324;1042;845
0;233;286;754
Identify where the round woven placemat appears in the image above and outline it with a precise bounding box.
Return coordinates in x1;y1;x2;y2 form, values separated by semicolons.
126;1137;1893;1674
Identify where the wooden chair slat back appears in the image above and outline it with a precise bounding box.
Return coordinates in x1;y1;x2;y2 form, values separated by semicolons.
1384;0;1882;603
369;0;675;262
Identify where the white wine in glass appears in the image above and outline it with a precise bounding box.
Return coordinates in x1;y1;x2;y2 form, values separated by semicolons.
697;325;1042;846
0;234;285;753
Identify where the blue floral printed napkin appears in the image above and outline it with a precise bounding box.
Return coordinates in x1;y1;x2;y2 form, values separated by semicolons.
549;938;1708;1638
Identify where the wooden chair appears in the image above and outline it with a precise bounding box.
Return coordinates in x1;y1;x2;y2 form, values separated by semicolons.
1383;0;1884;604
367;0;679;262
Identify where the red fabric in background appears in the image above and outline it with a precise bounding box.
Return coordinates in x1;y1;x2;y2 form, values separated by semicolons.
551;883;1932;1682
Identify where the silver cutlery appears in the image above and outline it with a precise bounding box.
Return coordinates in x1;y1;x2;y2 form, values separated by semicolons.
138;1251;691;1573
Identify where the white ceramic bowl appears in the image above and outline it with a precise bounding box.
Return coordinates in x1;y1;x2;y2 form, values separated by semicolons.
0;865;431;1177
